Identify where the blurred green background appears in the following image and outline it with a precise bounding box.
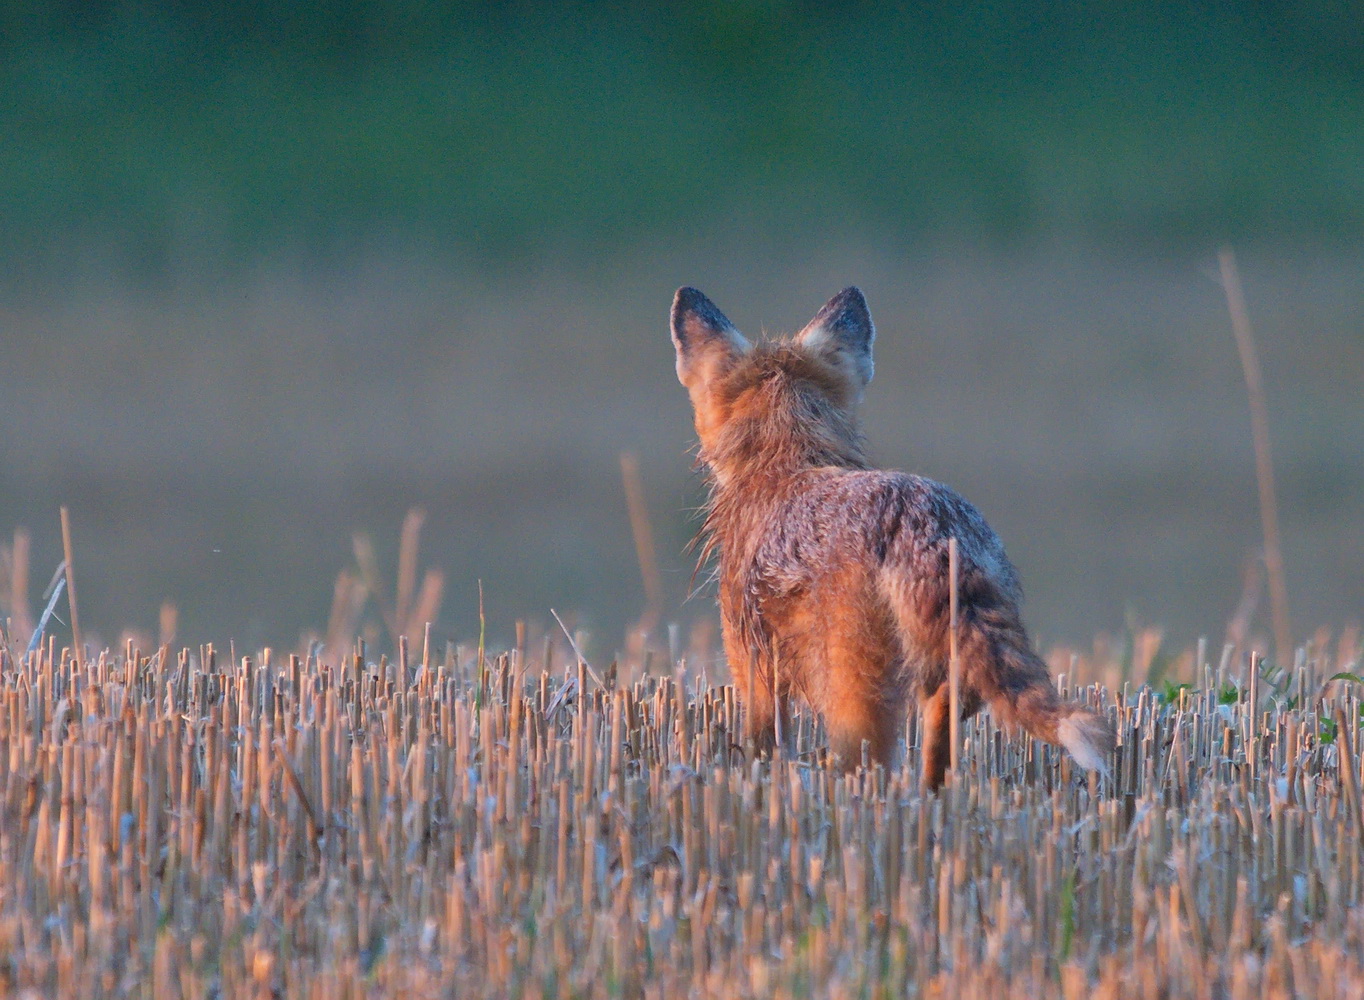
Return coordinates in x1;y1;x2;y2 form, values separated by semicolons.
1;1;1361;657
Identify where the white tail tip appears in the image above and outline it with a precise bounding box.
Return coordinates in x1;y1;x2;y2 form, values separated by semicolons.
1057;712;1113;776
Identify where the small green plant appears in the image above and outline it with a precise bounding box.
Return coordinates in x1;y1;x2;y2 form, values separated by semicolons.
1058;869;1077;963
1156;679;1194;705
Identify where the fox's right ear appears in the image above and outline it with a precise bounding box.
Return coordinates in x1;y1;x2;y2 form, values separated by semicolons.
671;287;750;391
796;287;874;391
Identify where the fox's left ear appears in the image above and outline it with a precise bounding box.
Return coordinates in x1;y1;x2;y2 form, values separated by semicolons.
797;287;875;390
671;287;751;391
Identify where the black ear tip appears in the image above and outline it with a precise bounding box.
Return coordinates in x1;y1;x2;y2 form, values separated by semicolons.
671;287;707;327
812;286;872;331
673;286;707;313
833;286;868;311
672;286;735;336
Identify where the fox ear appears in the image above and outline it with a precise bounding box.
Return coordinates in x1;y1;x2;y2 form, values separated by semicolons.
671;287;750;390
797;287;874;389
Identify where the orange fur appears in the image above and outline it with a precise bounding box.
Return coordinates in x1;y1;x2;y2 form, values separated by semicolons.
671;286;1114;789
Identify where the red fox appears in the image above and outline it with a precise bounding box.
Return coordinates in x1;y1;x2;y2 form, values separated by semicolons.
670;286;1114;789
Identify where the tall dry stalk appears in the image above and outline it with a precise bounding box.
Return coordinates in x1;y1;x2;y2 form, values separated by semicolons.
396;507;425;629
59;505;83;667
349;507;444;648
620;451;665;642
324;568;368;662
158;601;178;648
1220;248;1291;667
1;527;33;639
948;536;961;777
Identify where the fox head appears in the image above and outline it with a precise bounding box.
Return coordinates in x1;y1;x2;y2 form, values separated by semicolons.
670;286;875;483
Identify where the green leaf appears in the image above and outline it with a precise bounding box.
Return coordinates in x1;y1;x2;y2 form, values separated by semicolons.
1320;717;1339;745
1058;869;1076;962
1157;680;1194;705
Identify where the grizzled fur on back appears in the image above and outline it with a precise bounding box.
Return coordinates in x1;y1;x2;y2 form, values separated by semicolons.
671;285;1114;789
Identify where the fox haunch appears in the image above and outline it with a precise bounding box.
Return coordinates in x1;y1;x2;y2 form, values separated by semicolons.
671;285;1114;790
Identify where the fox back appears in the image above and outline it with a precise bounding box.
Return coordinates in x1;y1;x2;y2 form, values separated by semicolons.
670;286;1114;788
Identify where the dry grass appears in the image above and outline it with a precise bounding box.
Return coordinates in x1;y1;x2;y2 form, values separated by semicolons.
0;624;1362;998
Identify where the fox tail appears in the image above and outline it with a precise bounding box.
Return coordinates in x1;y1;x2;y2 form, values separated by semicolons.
965;610;1115;775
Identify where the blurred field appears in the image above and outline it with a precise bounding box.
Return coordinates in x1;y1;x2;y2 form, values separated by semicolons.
2;243;1361;656
5;3;1361;279
1;3;1361;656
1;626;1362;997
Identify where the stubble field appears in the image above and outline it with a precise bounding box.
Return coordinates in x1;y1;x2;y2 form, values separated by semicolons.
1;618;1362;998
